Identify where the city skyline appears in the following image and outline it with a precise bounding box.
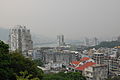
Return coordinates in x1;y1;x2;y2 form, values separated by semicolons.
0;0;120;40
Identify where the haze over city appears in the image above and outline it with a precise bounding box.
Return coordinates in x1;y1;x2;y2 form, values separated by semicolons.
0;0;120;40
1;0;120;80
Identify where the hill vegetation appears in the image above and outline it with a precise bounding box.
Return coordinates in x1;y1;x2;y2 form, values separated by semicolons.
88;41;120;49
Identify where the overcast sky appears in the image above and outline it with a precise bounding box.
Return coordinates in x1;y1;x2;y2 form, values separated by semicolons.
0;0;120;40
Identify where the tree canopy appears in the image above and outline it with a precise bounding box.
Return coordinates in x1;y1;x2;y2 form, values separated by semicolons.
42;72;86;80
0;40;43;80
0;40;9;54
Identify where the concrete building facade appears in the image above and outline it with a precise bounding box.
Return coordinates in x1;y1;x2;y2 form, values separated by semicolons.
92;53;104;64
68;57;108;80
57;35;65;46
9;25;33;54
117;36;120;42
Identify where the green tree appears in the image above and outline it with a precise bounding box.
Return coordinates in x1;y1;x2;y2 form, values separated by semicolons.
0;40;9;54
42;72;86;80
33;59;43;66
10;52;43;79
16;71;40;80
0;40;43;80
0;40;13;80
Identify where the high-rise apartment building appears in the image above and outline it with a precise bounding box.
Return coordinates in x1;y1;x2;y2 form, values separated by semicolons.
93;37;99;46
117;36;120;42
57;35;65;46
9;25;33;53
84;37;99;47
85;38;90;46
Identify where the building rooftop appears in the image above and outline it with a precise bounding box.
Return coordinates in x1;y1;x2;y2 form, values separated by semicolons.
37;66;49;71
93;52;104;55
75;62;96;71
69;57;97;71
114;46;120;49
71;61;80;65
80;57;90;62
70;57;91;65
92;64;107;67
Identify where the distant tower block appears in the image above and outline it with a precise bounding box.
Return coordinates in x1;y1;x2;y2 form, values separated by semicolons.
117;36;120;42
9;25;33;53
57;35;65;46
85;38;90;46
93;37;99;46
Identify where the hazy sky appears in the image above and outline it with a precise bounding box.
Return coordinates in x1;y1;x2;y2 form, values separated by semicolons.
0;0;120;40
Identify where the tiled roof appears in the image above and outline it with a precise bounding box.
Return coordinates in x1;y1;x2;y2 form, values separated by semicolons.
80;57;90;62
75;62;96;71
71;61;80;65
71;57;90;65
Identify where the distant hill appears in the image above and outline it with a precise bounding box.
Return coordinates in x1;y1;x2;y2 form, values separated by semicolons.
88;41;120;49
0;28;9;41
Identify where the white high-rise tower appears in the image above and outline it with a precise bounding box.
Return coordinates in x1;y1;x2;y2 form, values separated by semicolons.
9;25;33;53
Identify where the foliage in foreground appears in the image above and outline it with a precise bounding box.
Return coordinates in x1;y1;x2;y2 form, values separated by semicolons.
16;71;40;80
33;59;43;67
0;40;43;80
42;72;86;80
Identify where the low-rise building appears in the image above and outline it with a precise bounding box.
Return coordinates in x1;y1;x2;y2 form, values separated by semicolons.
92;53;104;64
32;48;79;71
67;57;108;80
